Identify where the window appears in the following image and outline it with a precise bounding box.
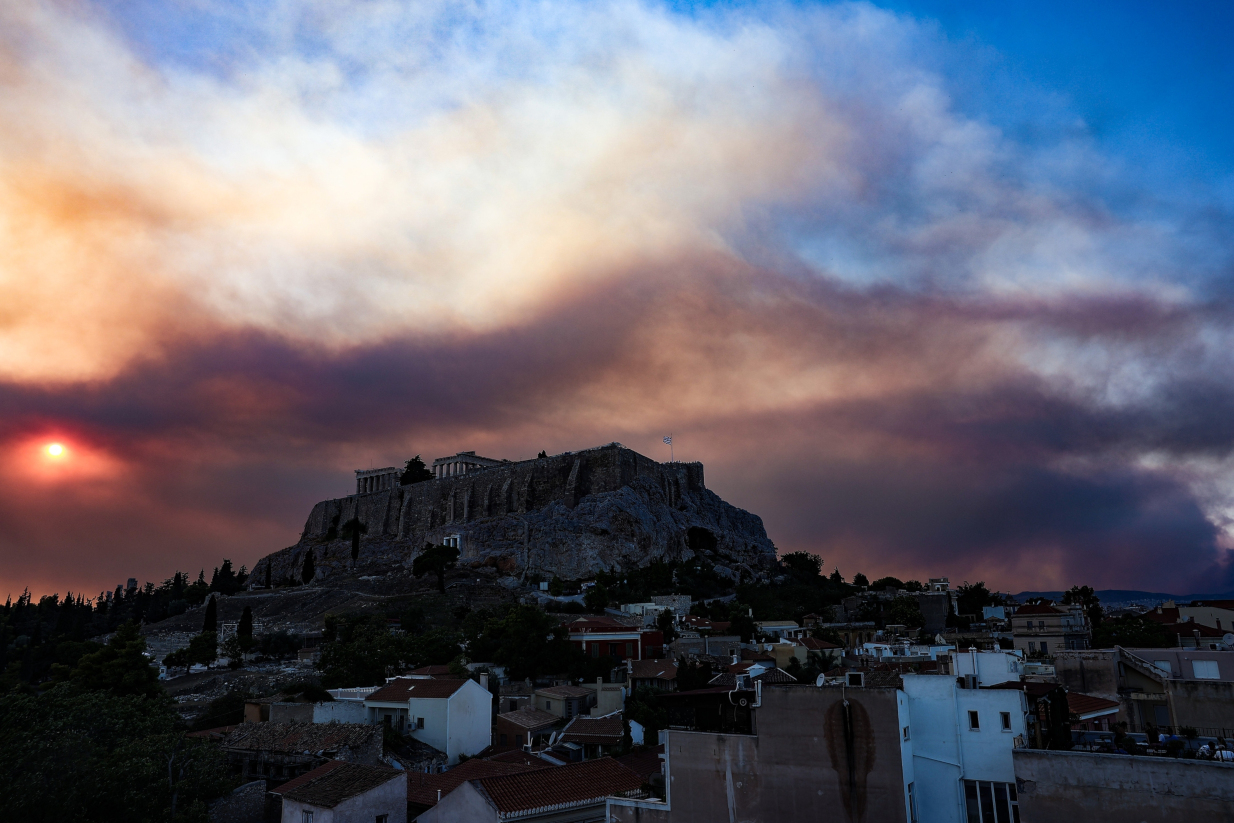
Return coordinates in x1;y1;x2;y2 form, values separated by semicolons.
626;642;635;657
902;725;910;741
1153;660;1173;675
609;643;621;657
376;816;388;823
907;782;919;823
963;780;1018;823
968;710;980;730
1000;712;1011;731
1027;642;1036;653
1038;620;1045;629
545;700;552;711
591;644;600;658
500;734;507;745
1039;641;1047;654
846;672;864;687
416;717;425;730
302;812;314;823
1193;659;1221;680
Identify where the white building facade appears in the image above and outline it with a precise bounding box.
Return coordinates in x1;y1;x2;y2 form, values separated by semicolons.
901;674;1028;823
363;677;492;765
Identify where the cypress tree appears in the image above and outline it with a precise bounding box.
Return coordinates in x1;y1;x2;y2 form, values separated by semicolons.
203;595;217;634
301;551;315;585
238;605;254;653
264;562;271;589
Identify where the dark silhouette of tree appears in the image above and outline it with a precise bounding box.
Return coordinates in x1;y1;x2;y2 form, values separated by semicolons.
264;561;271;589
202;595;217;634
1063;585;1103;626
68;622;161;699
537;450;548;458
781;551;822;582
399;455;433;485
301;550;315;585
412;544;459;593
341;518;367;566
237;606;254;654
584;583;609;613
208;560;240;596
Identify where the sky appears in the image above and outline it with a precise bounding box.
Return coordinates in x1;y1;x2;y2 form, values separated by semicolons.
2;0;1234;599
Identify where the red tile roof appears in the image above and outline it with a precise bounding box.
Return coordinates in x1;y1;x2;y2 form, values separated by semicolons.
222;721;380;754
565;616;642;632
271;760;348;795
408;758;547;807
1164;622;1225;637
483;749;552;767
1014;604;1065;616
800;637;840;650
629;659;678;681
475;757;643;815
366;677;466;703
1067;692;1121;719
496;708;559;731
560;716;624;745
281;762;403;808
1143;608;1181;624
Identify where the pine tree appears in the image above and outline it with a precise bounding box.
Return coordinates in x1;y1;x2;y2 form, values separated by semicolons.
301;550;315;585
203;595;217;634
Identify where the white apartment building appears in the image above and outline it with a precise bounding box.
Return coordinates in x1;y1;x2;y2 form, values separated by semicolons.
362;677;491;764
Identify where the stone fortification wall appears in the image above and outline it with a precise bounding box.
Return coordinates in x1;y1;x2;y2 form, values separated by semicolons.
254;444;776;584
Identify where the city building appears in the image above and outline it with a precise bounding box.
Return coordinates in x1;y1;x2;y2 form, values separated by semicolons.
493;707;559;749
362;677;491;764
533;684;596;719
1011;603;1090;655
220;723;383;787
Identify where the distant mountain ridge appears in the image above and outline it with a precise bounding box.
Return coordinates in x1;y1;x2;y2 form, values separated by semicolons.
1012;589;1234;607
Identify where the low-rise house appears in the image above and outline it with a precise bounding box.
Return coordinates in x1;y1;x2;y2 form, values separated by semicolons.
565;615;661;661
363;677;491;764
1011;603;1090;655
629;659;678;692
277;760;406;823
415;757;644;823
1067;692;1121;732
493;707;559;748
754;620;800;639
559;715;634;759
1054;647;1234;737
580;677;628;715
221;722;383;786
407;757;548;818
1180;599;1234;633
534;684;595;719
668;634;741;659
940;648;1025;686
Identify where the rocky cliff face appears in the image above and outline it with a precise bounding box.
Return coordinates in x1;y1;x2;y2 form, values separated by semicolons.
254;443;777;585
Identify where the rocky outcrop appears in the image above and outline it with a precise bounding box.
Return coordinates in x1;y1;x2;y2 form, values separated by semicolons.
254;443;776;585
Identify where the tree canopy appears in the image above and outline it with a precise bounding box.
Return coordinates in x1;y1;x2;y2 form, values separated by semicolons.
412;544;459;594
399;455;434;485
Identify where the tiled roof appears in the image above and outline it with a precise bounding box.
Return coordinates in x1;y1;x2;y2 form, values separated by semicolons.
271;760;347;795
754;668;798;684
476;757;643;816
565;616;642;632
281;762;402;808
536;685;593;699
497;708;560;730
615;744;664;780
484;749;553;767
1164;622;1225;637
408;758;547;807
560;716;624;744
1015;604;1065;616
222;721;380;754
187;725;237;740
629;659;678;681
1067;692;1121;718
1193;600;1234;610
366;677;466;703
1143;608;1181;624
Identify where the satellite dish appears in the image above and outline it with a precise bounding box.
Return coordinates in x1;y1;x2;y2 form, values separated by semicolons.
1223;633;1234;647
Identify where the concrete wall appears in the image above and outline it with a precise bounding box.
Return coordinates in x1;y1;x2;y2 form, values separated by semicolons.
269;703;313;724
333;776;406;823
414;780;498;823
445;681;494;764
616;685;909;823
313;700;368;724
1013;749;1234;823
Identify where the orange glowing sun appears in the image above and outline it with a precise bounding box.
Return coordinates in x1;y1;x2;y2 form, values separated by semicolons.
46;442;65;457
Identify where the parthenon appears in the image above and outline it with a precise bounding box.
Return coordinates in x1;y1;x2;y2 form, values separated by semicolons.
355;467;399;494
430;451;506;478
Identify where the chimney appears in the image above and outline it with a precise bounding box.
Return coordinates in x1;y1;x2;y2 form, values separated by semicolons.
479;672;489;690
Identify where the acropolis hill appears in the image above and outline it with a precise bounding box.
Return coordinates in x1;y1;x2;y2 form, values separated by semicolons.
253;443;777;585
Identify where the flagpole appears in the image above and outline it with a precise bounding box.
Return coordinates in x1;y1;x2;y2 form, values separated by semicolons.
670;433;674;463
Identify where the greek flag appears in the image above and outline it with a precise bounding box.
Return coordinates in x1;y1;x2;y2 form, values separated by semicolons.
663;435;672;445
